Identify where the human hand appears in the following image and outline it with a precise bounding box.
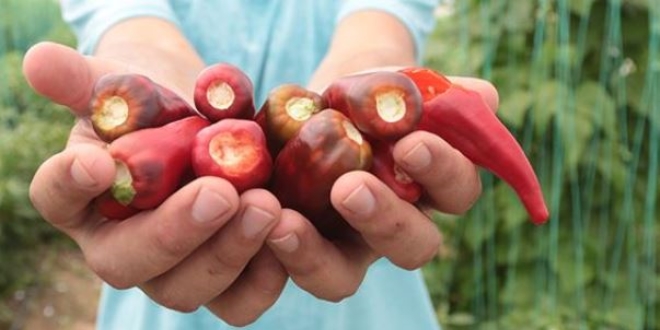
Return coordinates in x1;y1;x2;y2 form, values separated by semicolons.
24;42;288;326
266;76;498;301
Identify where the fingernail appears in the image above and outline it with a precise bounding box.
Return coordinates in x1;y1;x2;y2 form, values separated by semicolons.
70;158;97;188
242;206;275;239
401;142;432;172
269;233;299;253
341;184;376;216
192;188;231;223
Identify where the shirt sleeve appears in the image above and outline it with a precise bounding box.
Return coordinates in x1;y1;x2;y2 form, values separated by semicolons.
337;0;439;62
60;0;180;54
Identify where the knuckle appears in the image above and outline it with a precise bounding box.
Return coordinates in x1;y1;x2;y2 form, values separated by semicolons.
400;249;437;270
150;289;200;313
251;271;286;297
398;238;440;271
85;250;133;289
152;222;191;261
373;217;408;241
289;256;326;280
28;179;43;213
210;249;248;273
445;170;482;215
29;169;63;222
208;300;263;327
316;282;360;303
217;310;259;327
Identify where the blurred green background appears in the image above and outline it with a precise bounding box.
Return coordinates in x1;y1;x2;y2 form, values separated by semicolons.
0;0;658;329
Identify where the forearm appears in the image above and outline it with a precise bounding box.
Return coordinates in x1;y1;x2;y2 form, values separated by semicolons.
94;17;205;102
307;11;418;92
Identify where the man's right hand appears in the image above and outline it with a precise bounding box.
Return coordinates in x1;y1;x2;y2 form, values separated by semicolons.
23;41;288;326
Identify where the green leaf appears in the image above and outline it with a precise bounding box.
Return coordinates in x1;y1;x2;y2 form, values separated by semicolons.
560;110;594;170
531;80;564;136
462;213;493;252
445;312;476;327
500;264;536;306
495;183;528;230
568;0;596;17
462;188;498;251
503;0;534;33
575;81;616;132
499;88;532;128
555;252;596;295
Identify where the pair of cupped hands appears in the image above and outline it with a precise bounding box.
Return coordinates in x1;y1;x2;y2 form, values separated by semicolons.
24;42;498;326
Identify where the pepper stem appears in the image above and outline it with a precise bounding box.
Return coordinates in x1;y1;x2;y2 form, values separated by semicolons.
342;120;363;145
209;131;258;176
286;97;317;121
375;91;406;123
111;160;136;206
207;81;235;110
94;96;129;130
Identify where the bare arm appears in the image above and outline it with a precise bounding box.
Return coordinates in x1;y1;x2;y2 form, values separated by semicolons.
93;17;205;101
307;11;417;91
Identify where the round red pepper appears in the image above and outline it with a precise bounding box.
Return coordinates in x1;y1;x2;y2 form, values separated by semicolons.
194;63;256;122
271;109;372;231
323;71;422;141
94;190;140;220
192;119;272;193
89;73;198;142
109;116;210;209
370;140;422;203
259;84;326;153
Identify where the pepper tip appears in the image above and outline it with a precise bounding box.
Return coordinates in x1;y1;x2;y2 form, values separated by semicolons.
530;207;550;225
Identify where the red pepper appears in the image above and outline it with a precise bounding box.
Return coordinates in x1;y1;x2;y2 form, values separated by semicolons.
254;107;268;132
400;67;549;224
109;116;210;209
259;84;326;153
89;73;198;142
271;109;372;230
399;67;452;102
192;119;272;193
94;190;140;220
370;140;422;203
323;71;422;141
194;63;256;122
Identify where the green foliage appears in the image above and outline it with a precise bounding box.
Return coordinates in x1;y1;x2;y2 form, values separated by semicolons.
423;0;659;329
0;0;76;326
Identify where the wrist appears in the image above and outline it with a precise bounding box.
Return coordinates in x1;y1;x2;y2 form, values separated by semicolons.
307;50;416;93
94;18;205;103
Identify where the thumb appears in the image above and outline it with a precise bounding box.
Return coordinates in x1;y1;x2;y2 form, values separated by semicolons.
22;41;127;114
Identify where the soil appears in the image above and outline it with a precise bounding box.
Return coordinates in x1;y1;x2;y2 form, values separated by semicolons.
8;250;101;330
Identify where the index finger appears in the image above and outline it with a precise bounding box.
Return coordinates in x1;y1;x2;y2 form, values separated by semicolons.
447;76;499;112
29;143;116;234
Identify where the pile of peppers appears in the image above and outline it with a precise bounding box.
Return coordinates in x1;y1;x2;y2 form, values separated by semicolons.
89;63;549;235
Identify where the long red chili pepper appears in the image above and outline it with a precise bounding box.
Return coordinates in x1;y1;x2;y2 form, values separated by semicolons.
400;67;549;224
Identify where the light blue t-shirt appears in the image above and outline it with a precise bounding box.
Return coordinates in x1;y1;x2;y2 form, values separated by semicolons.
60;1;441;329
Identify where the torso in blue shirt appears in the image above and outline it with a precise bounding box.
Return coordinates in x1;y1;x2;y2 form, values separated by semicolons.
168;1;338;105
